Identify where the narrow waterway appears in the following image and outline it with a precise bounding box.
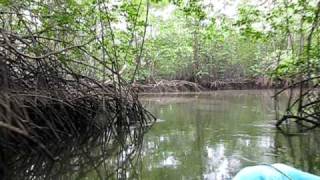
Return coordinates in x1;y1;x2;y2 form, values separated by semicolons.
139;90;320;179
3;90;320;180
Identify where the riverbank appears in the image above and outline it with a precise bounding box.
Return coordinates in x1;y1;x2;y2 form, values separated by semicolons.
132;78;283;93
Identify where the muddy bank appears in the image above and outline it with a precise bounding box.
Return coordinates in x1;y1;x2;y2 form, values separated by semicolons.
132;78;284;93
132;80;204;93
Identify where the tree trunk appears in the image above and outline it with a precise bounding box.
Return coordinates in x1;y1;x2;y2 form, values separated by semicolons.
192;20;200;83
0;54;8;91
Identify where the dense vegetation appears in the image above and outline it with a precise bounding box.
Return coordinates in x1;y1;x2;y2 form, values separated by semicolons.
2;0;318;85
0;0;319;179
0;0;319;161
0;0;155;165
137;2;263;83
137;0;320;130
136;0;320;86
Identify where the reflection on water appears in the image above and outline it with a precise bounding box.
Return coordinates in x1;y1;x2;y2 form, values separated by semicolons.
2;90;319;180
0;122;150;180
140;90;320;180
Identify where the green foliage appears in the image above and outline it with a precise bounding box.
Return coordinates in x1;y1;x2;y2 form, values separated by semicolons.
0;0;150;82
2;0;319;84
136;3;268;82
233;0;320;82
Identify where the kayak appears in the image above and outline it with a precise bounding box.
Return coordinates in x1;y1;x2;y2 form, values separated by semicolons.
233;163;320;180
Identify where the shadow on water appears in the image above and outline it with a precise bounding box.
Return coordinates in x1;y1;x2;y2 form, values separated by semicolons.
0;115;153;180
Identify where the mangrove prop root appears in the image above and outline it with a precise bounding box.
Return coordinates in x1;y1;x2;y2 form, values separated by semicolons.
275;76;320;132
0;27;155;157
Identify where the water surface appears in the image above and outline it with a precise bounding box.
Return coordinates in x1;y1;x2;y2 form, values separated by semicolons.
139;90;320;180
4;90;319;180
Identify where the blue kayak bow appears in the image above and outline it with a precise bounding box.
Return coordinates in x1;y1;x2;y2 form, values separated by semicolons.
233;163;320;180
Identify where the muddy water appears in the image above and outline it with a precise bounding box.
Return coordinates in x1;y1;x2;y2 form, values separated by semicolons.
5;90;320;180
139;90;320;180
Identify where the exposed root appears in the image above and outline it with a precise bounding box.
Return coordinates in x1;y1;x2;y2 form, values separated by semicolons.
0;24;155;156
133;78;282;93
275;76;320;132
133;80;204;93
